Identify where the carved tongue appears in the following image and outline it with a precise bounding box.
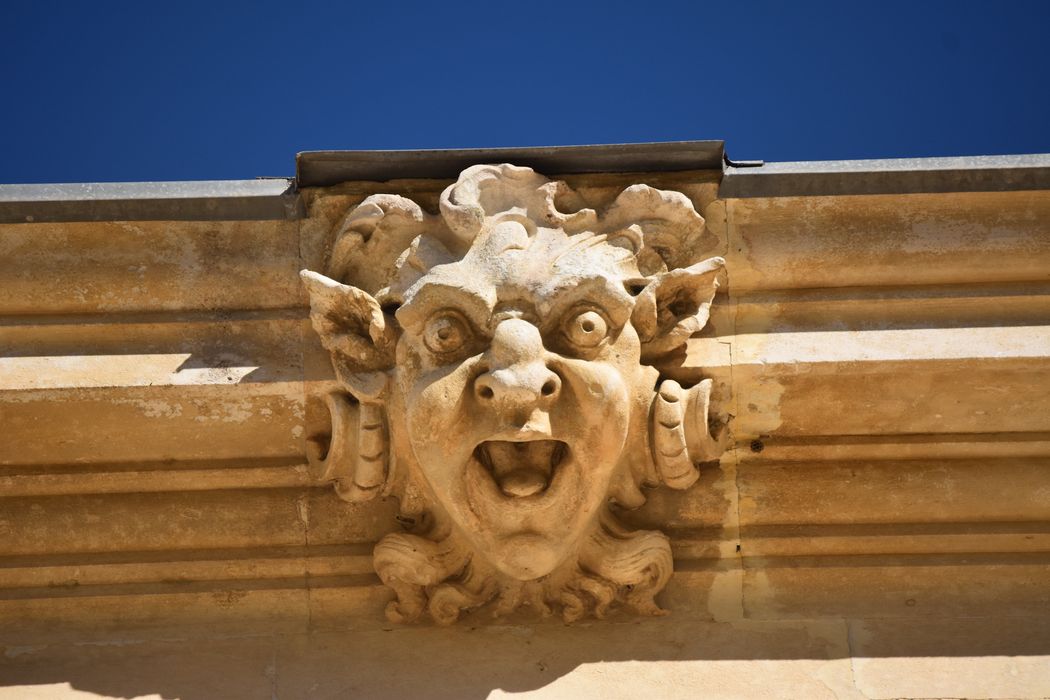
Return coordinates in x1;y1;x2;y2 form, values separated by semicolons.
478;440;564;498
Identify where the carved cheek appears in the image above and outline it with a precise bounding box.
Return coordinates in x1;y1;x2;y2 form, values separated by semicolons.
403;356;482;480
556;360;631;461
554;323;641;428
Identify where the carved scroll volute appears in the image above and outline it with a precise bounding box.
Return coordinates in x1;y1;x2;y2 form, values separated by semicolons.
306;393;388;502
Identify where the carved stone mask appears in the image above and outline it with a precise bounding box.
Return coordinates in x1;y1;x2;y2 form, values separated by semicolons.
302;164;725;624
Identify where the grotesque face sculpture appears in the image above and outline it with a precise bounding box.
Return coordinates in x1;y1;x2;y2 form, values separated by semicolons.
302;164;725;624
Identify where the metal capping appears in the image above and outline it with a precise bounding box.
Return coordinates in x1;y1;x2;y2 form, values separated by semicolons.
0;179;302;224
719;153;1050;198
295;141;726;187
2;147;1049;223
0;143;725;223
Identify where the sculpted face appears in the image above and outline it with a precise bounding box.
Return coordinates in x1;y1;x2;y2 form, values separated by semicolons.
394;223;654;579
302;165;725;624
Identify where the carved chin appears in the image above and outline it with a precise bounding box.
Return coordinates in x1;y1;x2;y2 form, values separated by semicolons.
462;442;586;580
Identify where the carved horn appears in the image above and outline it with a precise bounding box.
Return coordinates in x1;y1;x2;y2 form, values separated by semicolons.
327;195;427;283
650;379;723;489
306;392;388;502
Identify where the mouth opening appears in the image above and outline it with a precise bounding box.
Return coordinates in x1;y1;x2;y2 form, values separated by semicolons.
474;439;569;498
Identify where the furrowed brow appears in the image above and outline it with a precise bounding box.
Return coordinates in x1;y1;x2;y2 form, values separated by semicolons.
541;275;635;328
395;282;495;332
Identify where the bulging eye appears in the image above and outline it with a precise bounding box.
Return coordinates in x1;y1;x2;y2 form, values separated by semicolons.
423;312;470;354
563;308;608;349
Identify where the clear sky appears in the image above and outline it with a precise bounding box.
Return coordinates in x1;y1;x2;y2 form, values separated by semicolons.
2;1;1048;183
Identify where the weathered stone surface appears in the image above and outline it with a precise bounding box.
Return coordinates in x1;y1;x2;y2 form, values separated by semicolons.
1;153;1049;697
274;620;861;700
726;191;1050;291
0;619;861;699
850;616;1050;699
0;219;301;314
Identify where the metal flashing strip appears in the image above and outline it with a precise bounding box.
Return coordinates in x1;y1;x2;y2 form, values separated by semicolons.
296;141;726;187
720;153;1050;198
0;179;302;224
5;148;1049;223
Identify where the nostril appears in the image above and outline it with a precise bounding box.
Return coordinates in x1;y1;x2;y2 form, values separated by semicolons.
541;378;558;396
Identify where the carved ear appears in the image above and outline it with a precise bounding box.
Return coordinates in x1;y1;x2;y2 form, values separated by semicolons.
301;270;397;398
632;257;724;362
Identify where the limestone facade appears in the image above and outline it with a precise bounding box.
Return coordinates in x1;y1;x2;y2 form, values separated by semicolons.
1;145;1049;698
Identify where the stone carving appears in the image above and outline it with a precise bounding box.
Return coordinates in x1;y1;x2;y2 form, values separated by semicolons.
302;164;725;624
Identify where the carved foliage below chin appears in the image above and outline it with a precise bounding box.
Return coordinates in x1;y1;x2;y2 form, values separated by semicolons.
303;163;726;624
374;511;672;625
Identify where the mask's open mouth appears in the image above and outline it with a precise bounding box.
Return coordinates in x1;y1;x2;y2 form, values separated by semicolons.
474;439;569;498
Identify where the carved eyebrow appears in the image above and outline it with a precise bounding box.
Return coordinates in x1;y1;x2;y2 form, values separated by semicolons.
395;282;495;332
541;275;635;329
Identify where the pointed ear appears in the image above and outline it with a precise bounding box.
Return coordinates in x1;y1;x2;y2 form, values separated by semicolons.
632;257;724;362
301;270;397;398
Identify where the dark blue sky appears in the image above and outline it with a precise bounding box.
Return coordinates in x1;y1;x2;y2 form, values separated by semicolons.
2;1;1048;183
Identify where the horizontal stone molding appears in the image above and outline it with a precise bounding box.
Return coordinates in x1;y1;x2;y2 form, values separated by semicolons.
0;161;1047;638
0;458;312;497
0;219;303;315
724;190;1050;292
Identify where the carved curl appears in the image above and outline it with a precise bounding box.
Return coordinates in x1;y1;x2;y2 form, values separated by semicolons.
372;511;674;625
438;164;597;246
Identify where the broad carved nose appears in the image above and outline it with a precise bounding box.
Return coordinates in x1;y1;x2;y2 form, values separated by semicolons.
475;319;561;407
